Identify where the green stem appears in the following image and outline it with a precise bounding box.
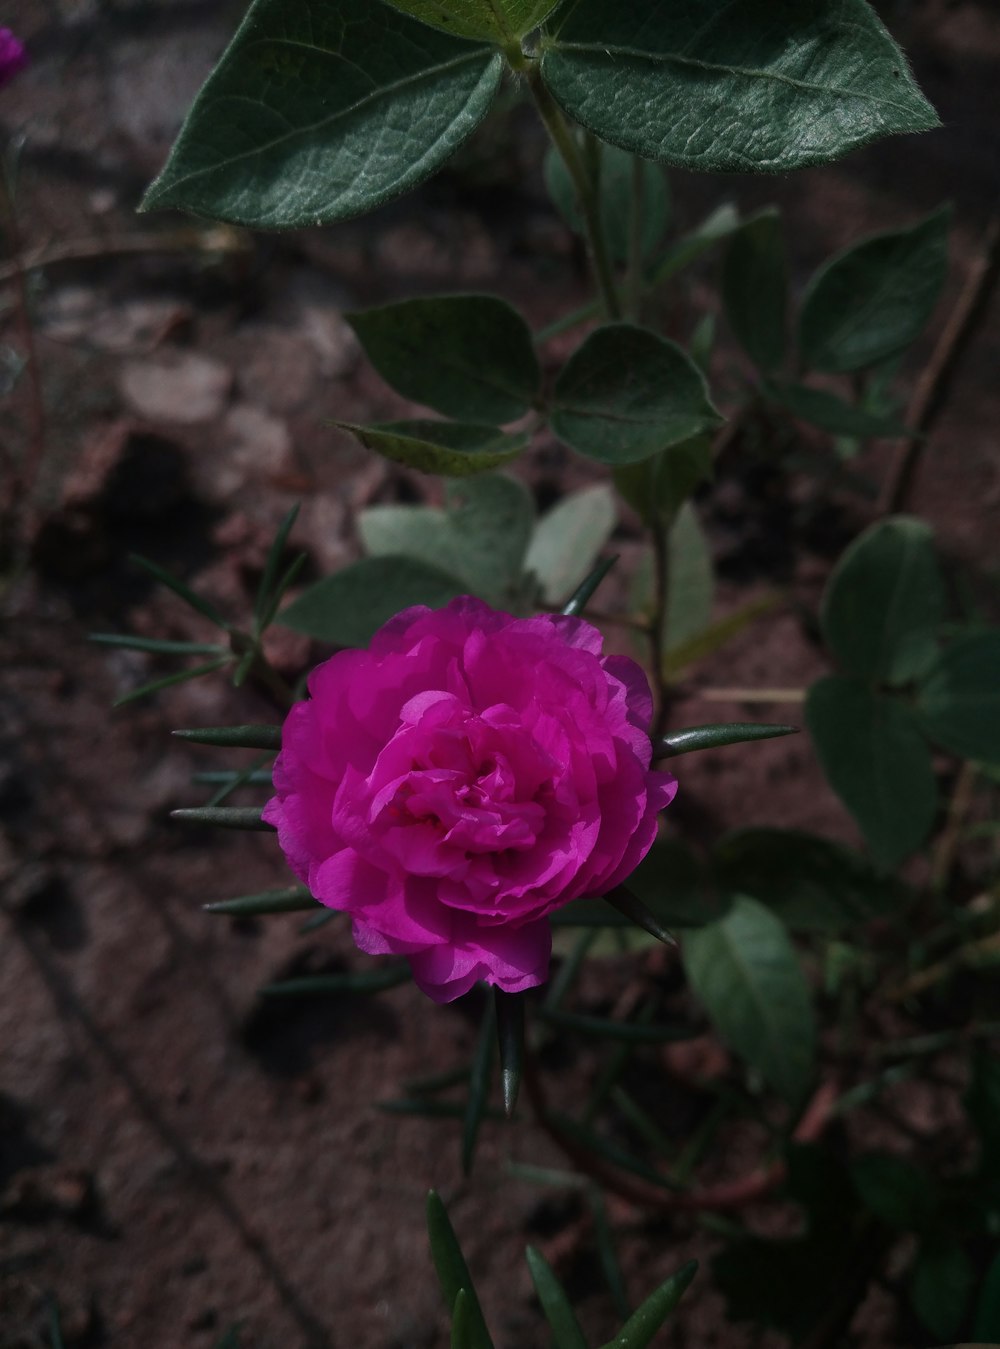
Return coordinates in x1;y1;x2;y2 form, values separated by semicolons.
523;63;621;321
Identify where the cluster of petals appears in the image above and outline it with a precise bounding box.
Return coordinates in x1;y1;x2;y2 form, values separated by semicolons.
264;598;676;1002
0;29;26;89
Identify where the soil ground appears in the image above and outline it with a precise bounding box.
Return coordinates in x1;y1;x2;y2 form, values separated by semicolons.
2;1;999;1346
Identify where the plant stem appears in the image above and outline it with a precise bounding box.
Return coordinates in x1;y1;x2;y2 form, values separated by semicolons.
523;63;621;321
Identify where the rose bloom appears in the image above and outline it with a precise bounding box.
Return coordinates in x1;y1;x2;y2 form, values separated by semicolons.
0;30;27;88
264;598;676;1002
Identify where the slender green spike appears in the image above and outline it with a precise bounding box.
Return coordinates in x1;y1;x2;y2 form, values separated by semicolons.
46;1299;65;1349
91;633;228;656
258;552;308;634
495;990;524;1118
231;646;257;689
537;1008;695;1044
207;753;272;807
588;1187;630;1320
254;504;301;634
451;1289;476;1349
204;887;314;916
262;965;410;996
550;1113;681;1190
462;993;497;1176
426;1192;494;1349
193;769;273;786
562;554;618;617
130;553;230;629
604;885;676;946
651;722;798;759
601;1261;698;1349
525;1246;588;1349
173;725;282;750
298;909;338;934
113;657;232;707
171;806;274;831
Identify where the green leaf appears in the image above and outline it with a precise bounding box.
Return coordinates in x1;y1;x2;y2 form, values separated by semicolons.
495;990;524;1117
357;474;534;606
545;141;670;265
427;1191;495;1349
254;504;301;635
806;675;938;868
112;657;232;707
821;517;945;684
524;484;617;604
386;0;557;43
851;1152;938;1231
682;895;816;1104
129;553;229;629
909;1242;975;1343
142;0;502;228
561;555;617;617
665;502;714;652
539;0;938;175
463;993;496;1175
604;885;675;947
766;381;909;439
91;634;227;656
723;210;787;372
262;965;411;995
653;722;798;760
918;632;1000;766
614;435;713;526
799;207;951;372
347;296;540;423
588;1189;629;1321
713;829;907;933
278;556;467;646
335;420;527;478
173;725;281;750
171;806;274;831
537;1008;695;1045
552;324;722;465
205;887;315;916
451;1289;476;1349
525;1246;588;1349
600;1261;697;1349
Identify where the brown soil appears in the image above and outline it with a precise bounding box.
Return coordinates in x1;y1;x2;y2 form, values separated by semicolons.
2;1;999;1346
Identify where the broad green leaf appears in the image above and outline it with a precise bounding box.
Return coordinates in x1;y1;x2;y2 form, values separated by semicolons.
766;381;908;439
386;0;557;43
539;0;938;175
335;420;527;478
426;1192;494;1349
525;1247;588;1349
682;895;816;1104
723;210;787;372
600;1261;697;1349
614;435;713;526
799;207;951;373
278;555;466;645
141;0;502;228
545;141;670;265
524;484;616;604
357;474;534;605
713;830;906;932
918;632;1000;765
552;324;722;466
851;1153;938;1231
665;503;714;653
347;295;540;423
821;517;945;685
806;676;938;868
909;1243;975;1343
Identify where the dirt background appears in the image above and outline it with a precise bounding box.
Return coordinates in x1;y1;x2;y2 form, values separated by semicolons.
2;1;999;1345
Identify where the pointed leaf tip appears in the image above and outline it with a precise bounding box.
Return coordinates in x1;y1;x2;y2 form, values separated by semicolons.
604;885;676;947
652;722;799;759
562;554;618;617
495;990;525;1118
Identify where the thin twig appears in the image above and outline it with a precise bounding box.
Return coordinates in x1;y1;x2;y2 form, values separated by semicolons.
878;213;1000;515
0;225;250;286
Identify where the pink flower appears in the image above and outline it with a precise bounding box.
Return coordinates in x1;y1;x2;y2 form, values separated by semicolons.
264;598;677;1003
0;30;27;88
